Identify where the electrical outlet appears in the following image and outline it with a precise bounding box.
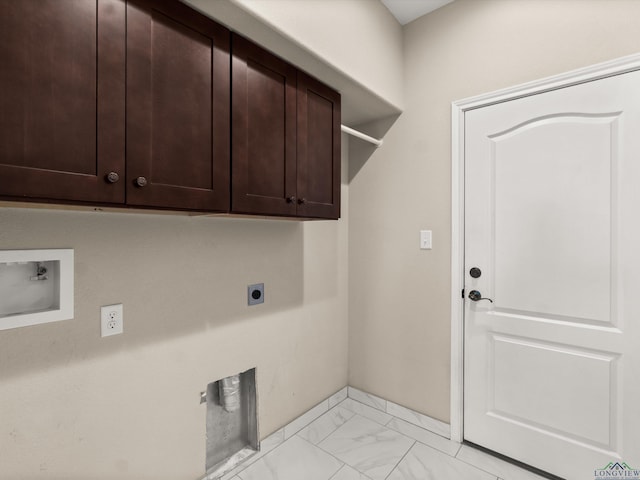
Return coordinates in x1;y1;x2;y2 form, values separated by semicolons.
248;283;264;306
101;304;123;337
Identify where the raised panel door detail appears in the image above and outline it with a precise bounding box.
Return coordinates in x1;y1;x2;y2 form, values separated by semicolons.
491;114;618;325
1;1;95;174
231;34;297;217
490;334;616;449
306;91;333;204
150;11;212;190
0;0;125;203
246;62;287;199
126;0;230;211
297;72;341;219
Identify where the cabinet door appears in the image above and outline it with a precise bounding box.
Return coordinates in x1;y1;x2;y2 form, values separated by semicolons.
126;0;230;212
231;35;297;217
0;0;125;204
297;72;341;219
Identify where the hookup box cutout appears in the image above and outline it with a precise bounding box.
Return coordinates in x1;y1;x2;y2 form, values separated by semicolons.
0;249;74;331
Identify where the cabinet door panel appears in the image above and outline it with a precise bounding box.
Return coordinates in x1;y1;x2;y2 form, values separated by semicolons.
0;0;125;203
297;72;341;219
126;0;230;212
232;35;297;217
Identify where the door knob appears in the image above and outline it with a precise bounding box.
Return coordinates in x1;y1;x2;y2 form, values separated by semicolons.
470;267;482;278
286;196;296;204
468;290;493;303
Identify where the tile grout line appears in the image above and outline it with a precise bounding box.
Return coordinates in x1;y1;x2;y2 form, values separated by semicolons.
383;440;417;480
325;465;346;480
312;411;417;480
330;397;462;464
454;446;511;480
325;461;376;480
299;420;378;480
236;432;346;480
296;403;355;446
384;418;461;459
338;398;392;426
384;413;394;426
382;439;501;480
348;386;388;413
289;385;349;438
230;431;288;479
220;428;286;479
226;387;457;480
296;434;349;479
283;399;330;439
347;386;451;439
452;442;462;457
234;389;537;480
386;402;451;439
345;387;451;436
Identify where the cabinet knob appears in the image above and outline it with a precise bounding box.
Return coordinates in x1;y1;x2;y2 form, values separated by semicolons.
105;172;120;184
297;198;306;205
286;196;296;204
134;176;148;187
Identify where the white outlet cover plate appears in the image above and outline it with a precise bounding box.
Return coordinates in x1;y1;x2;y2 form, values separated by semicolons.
101;304;123;337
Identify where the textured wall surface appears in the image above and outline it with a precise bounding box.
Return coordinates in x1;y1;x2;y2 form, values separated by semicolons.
0;140;349;479
348;0;640;423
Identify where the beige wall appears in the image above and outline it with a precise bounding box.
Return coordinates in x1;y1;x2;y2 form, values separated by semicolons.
0;138;349;479
5;1;640;477
228;0;404;110
348;0;640;423
184;0;404;124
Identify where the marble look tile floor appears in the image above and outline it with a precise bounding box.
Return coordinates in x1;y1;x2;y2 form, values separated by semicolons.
223;390;548;480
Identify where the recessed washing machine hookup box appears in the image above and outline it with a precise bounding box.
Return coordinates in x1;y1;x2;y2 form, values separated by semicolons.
205;368;259;479
0;249;74;331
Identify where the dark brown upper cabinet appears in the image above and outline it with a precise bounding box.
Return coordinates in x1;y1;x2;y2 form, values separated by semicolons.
231;35;298;217
231;35;341;219
0;0;339;219
297;72;341;219
126;0;230;212
0;0;126;204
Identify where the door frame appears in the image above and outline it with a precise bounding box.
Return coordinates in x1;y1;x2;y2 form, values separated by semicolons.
449;52;640;444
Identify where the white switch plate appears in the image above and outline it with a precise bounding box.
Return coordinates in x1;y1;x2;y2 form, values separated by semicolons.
420;230;432;250
101;304;123;337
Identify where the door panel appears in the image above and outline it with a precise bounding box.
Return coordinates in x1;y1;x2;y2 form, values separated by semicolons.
0;0;125;203
297;72;341;219
464;70;640;480
231;34;297;217
149;12;213;190
490;334;615;448
491;114;616;324
126;0;230;211
246;61;288;199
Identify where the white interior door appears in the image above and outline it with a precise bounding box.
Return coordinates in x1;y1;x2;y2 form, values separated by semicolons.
464;70;640;480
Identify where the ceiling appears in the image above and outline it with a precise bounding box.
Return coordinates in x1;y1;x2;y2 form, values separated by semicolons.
381;0;455;25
